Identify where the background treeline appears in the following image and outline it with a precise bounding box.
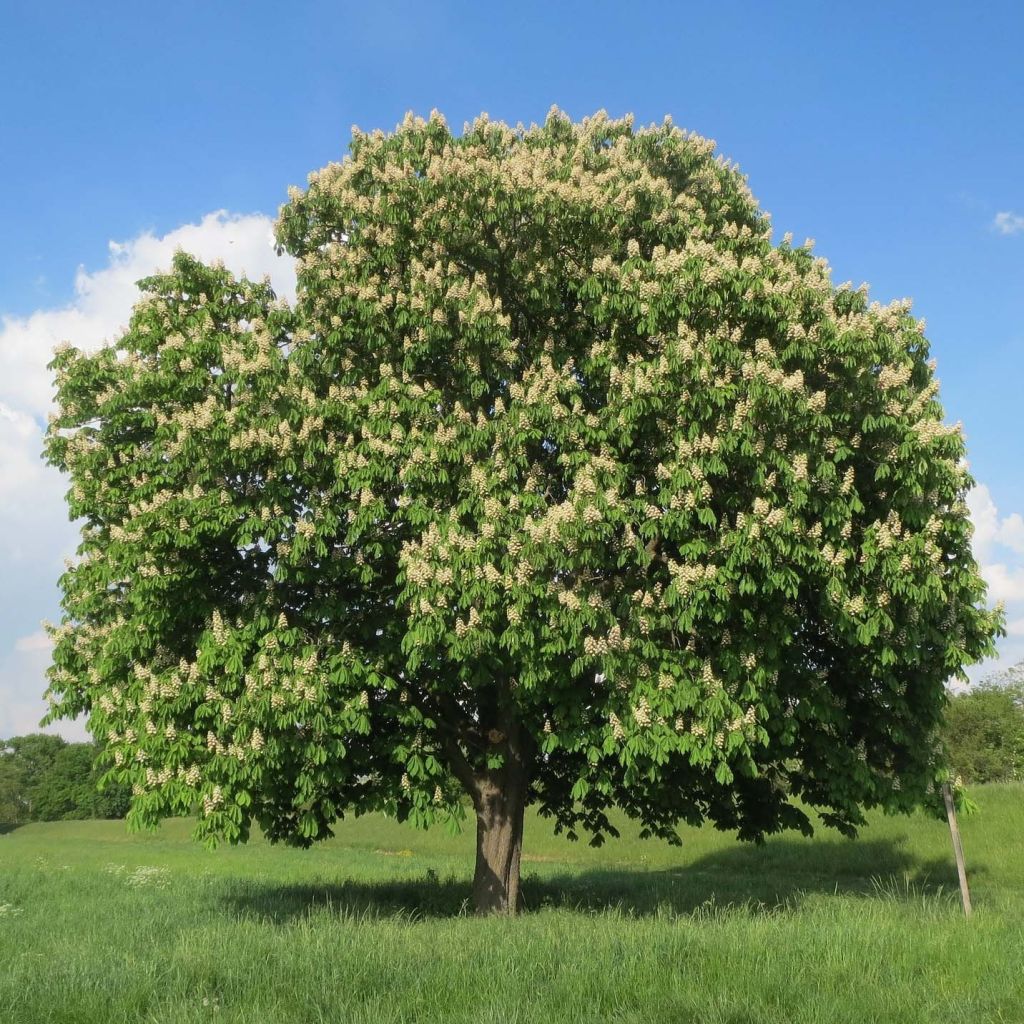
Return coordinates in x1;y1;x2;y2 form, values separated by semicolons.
0;733;130;823
1;661;1020;823
940;661;1024;785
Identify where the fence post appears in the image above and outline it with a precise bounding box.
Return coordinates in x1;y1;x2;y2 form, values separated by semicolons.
941;781;972;918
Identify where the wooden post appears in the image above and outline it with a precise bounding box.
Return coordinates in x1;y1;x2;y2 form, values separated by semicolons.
941;782;972;918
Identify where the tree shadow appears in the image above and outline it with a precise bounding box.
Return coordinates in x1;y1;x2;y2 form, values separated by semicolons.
527;837;971;917
221;834;976;924
0;822;23;835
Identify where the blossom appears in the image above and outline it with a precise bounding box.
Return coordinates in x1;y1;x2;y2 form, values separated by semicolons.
633;697;651;728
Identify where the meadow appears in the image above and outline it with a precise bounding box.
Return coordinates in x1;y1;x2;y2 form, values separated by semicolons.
1;785;1022;1024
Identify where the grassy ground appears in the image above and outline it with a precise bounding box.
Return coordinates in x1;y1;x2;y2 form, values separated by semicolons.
1;786;1022;1023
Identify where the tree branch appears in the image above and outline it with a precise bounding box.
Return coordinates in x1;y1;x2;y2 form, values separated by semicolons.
441;735;479;797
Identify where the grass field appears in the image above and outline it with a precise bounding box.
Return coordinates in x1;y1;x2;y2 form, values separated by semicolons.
1;785;1022;1023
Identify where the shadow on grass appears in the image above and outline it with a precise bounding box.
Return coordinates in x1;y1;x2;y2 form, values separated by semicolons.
222;835;973;923
0;822;23;835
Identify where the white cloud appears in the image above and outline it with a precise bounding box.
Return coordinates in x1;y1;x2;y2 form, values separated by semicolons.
1001;515;1024;555
0;402;71;577
0;211;296;740
967;483;1024;606
14;631;53;654
0;211;295;422
967;484;1024;560
966;484;1024;680
981;563;1024;604
0;634;87;740
993;211;1024;235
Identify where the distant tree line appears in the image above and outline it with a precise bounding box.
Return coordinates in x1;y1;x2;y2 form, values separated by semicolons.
0;733;130;823
940;661;1024;785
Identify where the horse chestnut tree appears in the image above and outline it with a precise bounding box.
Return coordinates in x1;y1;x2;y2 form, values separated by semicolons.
44;109;1001;914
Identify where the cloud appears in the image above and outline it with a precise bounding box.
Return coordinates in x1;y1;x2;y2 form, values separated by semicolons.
0;211;295;422
967;484;1024;561
0;402;71;584
981;563;1024;604
0;211;296;741
993;211;1024;235
14;631;53;654
0;633;87;740
965;484;1024;681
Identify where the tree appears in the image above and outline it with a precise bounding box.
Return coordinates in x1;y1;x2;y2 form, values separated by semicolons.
44;109;1002;913
0;734;65;820
941;662;1024;784
0;734;131;822
31;742;131;820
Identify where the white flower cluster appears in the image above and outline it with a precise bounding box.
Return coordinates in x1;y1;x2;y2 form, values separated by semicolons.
201;786;224;816
633;697;651;728
144;765;173;787
454;606;482;637
912;418;961;445
126;866;171;889
668;560;717;594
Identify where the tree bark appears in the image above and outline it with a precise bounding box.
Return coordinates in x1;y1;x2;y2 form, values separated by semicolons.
471;772;526;915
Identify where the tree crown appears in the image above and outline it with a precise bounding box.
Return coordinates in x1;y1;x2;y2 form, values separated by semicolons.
45;109;1002;850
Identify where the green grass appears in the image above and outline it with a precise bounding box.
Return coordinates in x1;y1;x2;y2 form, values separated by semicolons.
2;786;1023;1023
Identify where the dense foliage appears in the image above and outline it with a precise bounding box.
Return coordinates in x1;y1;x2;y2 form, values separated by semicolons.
43;109;1001;911
0;734;130;823
941;663;1024;785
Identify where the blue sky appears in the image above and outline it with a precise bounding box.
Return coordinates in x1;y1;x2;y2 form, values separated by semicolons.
2;0;1022;736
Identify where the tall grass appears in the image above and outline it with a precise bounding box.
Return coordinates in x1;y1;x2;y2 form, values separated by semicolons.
1;785;1022;1023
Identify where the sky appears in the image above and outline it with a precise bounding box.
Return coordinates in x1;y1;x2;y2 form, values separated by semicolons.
1;0;1022;738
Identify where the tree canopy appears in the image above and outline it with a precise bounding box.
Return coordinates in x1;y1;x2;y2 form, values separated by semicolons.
44;109;1002;912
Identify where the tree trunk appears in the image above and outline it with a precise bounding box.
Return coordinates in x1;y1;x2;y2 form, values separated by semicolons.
436;688;531;915
472;773;526;915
